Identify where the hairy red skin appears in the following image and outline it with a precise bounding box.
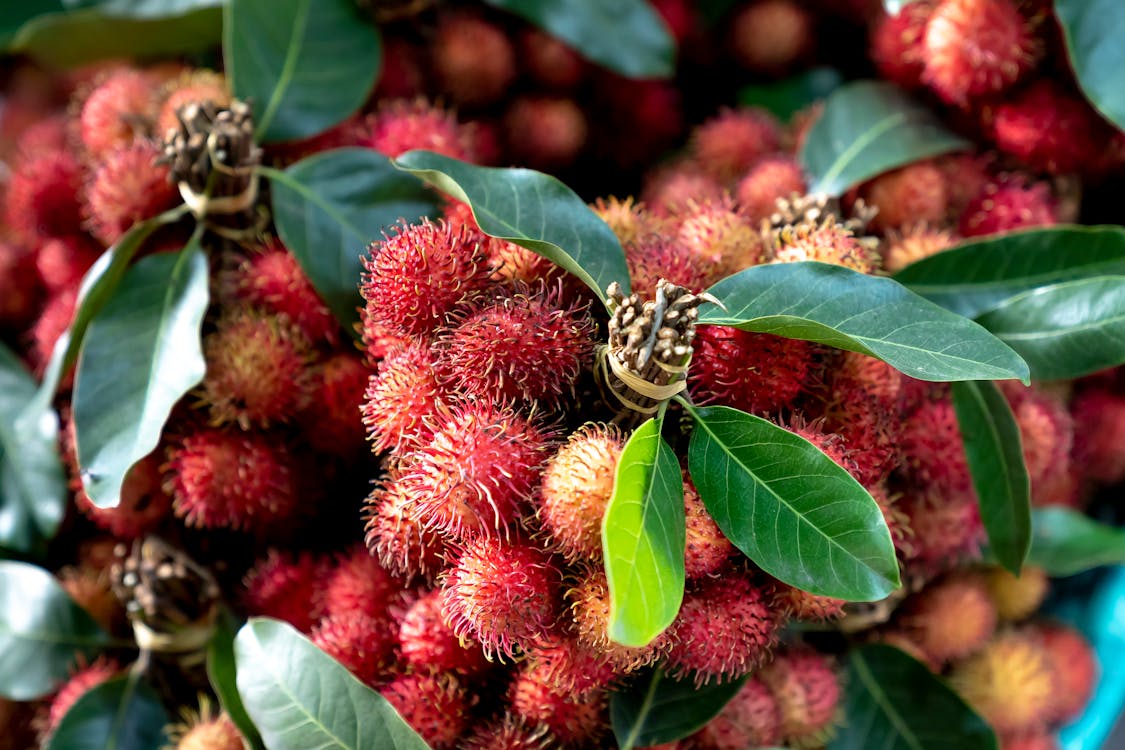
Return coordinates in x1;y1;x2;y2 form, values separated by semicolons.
692;677;782;750
298;353;369;455
759;648;842;746
689;326;813;415
432;13;516;107
83;139;178;245
30;285;78;375
675;199;762;279
321;545;401;622
626;235;723;293
39;659;118;741
991;80;1105;175
690;108;782;184
641;162;726;215
73;454;172;540
508;666;608;747
959;180;1057;237
898;485;985;571
358;99;479;162
243;549;330;633
683;478;734;579
1033;623;1097;723
5;149;84;242
78;69;159;158
364;476;447;581
729;0;813;73
0;241;42;331
362;341;445;457
504;97;588;169
870;1;935;89
736;155;807;221
381;672;472;750
568;568;670;674
863;162;948;232
36;236;101;295
398;588;490;675
460;715;550;750
1070;388;1125;484
311;613;397;686
900;397;971;492
769;582;846;622
520;633;617;699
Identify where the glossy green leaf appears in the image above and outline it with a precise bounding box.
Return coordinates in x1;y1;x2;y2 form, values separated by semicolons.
1027;507;1125;577
207;613;265;750
683;404;900;601
264;148;438;329
701;262;1030;384
225;0;380;143
394;150;631;302
235;618;430;750
831;644;997;750
74;241;209;508
60;0;221;17
0;343;66;556
482;0;674;79
894;226;1125;319
975;276;1125;381
610;668;746;749
0;0;64;47
951;381;1030;574
0;561;112;700
800;80;971;196
739;67;844;120
604;416;685;648
46;673;169;750
1055;0;1125;131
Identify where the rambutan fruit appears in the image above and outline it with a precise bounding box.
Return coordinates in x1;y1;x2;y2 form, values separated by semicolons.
433;283;596;405
675;199;762;277
770;582;846;622
242;549;329;633
870;1;935;89
819;389;902;487
77;69;158;158
362;341;445;456
882;223;957;272
690;108;782;184
30;285;78;374
1033;623;1096;723
83;140;178;245
298;352;369;455
1004;385;1072;489
169;710;244;750
688;326;813;415
0;242;42;330
758;648;842;747
625;235;722;293
15;114;68;159
520;29;586;90
373;38;427;100
641;162;726;215
592;197;667;247
900;397;971;491
898;572;997;663
949;630;1057;735
57;565;122;633
225;240;337;344
487;238;563;287
432;13;516;107
836;351;904;410
36;236;101;294
399;588;490;675
959;179;1057;237
1069;388;1125;484
922;0;1039;106
359;99;479;162
163;427;298;531
73;453;172;539
766;216;882;274
311;613;397;686
461;715;550;750
156;70;230;137
504;97;588;169
691;677;782;750
735;155;807;222
521;633;618;699
683;478;734;579
1000;733;1059;750
198;309;313;428
991;80;1103;175
441;536;562;658
870;482;914;558
985;565;1048;622
899;486;985;570
39;657;119;740
4;149;84;242
536;423;625;562
729;0;813;73
863;162;949;232
321;545;401;622
666;573;776;685
361;219;492;339
568;568;668;673
363;477;447;580
381;672;471;750
508;667;608;747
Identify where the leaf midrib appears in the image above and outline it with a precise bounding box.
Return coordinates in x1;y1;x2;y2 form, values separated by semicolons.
814;110;908;191
254;0;311;139
851;651;924;750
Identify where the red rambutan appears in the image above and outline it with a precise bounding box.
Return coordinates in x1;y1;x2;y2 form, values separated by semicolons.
4;149;84;242
759;648;842;747
30;285;78;374
521;634;618;699
641;163;726;215
683;478;734;579
863;162;949;232
398;588;490;675
626;235;722;293
1004;384;1073;490
74;453;172;539
432;13;516;107
363;478;447;580
900;396;971;491
359;99;479;162
508;667;608;747
321;545;401;622
1034;623;1096;723
898;572;998;663
0;242;41;330
40;658;119;740
958;179;1057;237
735;155;807;222
242;549;329;633
675;199;762;278
362;341;445;456
36;236;101;295
729;0;813;73
520;29;586;90
991;80;1104;175
156;70;230;137
690;108;782;184
381;672;471;750
83;140;178;245
870;1;935;89
77;69;158;158
311;613;397;686
691;677;783;750
460;715;550;750
298;352;370;455
1070;388;1125;484
950;630;1057;735
504;97;588;169
899;486;985;570
689;326;813;415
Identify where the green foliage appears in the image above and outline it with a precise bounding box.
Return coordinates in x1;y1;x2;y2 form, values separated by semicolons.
610;669;747;750
739;67;843;120
60;0;221;16
0;0;64;47
207;613;265;750
1055;0;1125;131
45;673;169;750
1027;507;1125;577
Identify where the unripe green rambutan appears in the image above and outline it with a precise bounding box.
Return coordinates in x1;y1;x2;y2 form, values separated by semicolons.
950;630;1057;735
984;565;1048;622
759;648;842;747
381;672;472;750
691;677;782;750
898;572;997;663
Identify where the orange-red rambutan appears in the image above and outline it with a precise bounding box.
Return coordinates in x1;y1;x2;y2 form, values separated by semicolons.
30;285;78;374
898;486;985;571
362;341;445;456
770;582;846;622
641;162;726;216
863;162;949;232
225;240;337;344
759;648;842;747
311;613;397;686
690;108;782;184
77;69;159;158
359;99;479;162
504;97;588;169
568;568;668;674
591;196;667;248
683;478;734;579
882;223;957;273
521;634;618;699
460;715;550;750
5;149;84;242
1070;388;1125;484
298;353;370;455
321;545;401;622
156;70;230;137
692;677;782;750
363;477;447;581
36;236;101;295
625;235;721;293
958;179;1057;238
736;155;807;222
897;572;998;663
689;326;813;415
83;140;178;245
242;549;329;633
900;397;971;492
870;1;935;90
398;588;490;676
433;13;516;107
1034;623;1096;723
381;672;471;750
729;0;813;73
508;667;608;747
39;658;119;740
675;199;762;278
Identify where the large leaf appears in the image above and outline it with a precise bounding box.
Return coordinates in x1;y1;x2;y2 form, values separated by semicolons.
893;226;1125;319
481;0;674;78
394;150;631;302
264;148;438;329
0;0;63;47
701;262;1030;384
975;276;1125;381
603;416;685;649
207;613;265;750
610;669;746;750
1055;0;1125;131
225;0;380;143
73;241;209;508
739;67;844;121
46;673;169;750
235;618;430;750
683;404;900;601
60;0;221;16
799;80;971;196
951;381;1030;574
830;644;997;750
1027;507;1125;577
0;343;66;556
0;561;113;700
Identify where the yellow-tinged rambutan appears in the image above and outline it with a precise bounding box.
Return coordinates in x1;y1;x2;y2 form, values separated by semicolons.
735;155;807;222
359;99;480;162
508;666;608;747
242;549;330;633
363;477;447;581
311;613;397;686
898;572;997;663
398;588;490;676
759;648;842;747
83;140;178;245
432;13;516;107
683;478;734;579
675;198;762;277
767;217;881;273
691;677;782;750
381;672;472;750
592;196;667;247
77;68;159;158
985;565;1048;622
882;223;957;273
690;108;782;184
729;0;813;73
568;568;668;674
167;704;245;750
950;630;1057;735
626;235;723;293
770;582;846;622
689;326;813;415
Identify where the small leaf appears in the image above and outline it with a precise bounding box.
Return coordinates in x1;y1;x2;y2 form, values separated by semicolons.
975;276;1125;381
830;644;997;750
0;342;66;556
264;148;438;329
701;262;1030;384
683;404;900;601
799;80;971;196
1055;0;1125;131
481;0;674;79
73;241;209;508
603;416;685;648
235;618;431;750
393;150;631;302
951;381;1030;574
46;673;169;750
610;668;746;749
60;0;221;17
893;225;1125;319
225;0;380;142
1027;507;1125;577
0;561;113;700
207;613;265;750
739;67;844;120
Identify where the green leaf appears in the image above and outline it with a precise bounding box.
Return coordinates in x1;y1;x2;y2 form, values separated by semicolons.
683;404;900;601
700;262;1030;384
73;241;209;508
394;150;631;302
893;226;1125;319
264;148;438;329
830;644;997;750
0;0;63;47
207;613;265;750
481;0;674;79
603;416;685;649
950;381;1030;574
1027;507;1125;577
974;276;1125;381
46;673;169;750
610;668;746;750
9;5;220;67
60;0;221;17
235;618;430;750
799;80;971;196
0;343;66;556
225;0;380;143
0;561;113;700
1055;0;1125;131
739;67;844;121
